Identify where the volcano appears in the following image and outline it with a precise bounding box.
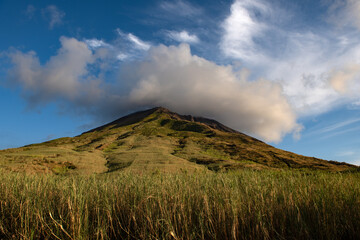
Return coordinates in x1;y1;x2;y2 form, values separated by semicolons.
0;107;357;174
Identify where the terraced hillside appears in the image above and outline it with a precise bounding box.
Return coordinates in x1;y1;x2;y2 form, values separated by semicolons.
0;107;357;174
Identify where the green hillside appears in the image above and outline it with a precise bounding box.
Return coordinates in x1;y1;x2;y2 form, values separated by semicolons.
0;107;357;174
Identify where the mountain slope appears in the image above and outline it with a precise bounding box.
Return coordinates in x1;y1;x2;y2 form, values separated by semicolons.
0;107;357;174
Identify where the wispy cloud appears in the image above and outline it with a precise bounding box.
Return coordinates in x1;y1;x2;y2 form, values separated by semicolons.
117;29;151;51
306;117;360;140
337;150;356;157
160;0;201;17
220;0;360;117
83;32;150;62
42;5;65;29
316;118;360;134
127;33;151;51
319;125;360;139
25;5;36;19
220;0;270;62
166;30;199;44
84;38;127;64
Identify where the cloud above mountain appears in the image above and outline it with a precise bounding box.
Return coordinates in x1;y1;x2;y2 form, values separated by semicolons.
126;44;299;142
6;37;299;142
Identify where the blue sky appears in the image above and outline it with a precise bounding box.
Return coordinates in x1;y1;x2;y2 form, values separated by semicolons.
1;0;360;165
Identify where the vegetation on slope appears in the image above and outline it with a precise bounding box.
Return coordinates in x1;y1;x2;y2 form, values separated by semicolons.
1;170;359;239
0;107;357;174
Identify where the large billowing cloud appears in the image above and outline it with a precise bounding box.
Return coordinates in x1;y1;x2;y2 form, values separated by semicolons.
6;37;299;142
126;44;299;142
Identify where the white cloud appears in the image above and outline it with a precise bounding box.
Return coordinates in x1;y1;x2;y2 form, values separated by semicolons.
116;53;128;61
85;39;111;49
127;33;151;51
42;5;65;29
7;39;299;142
116;29;151;51
7;37;102;106
221;0;270;62
167;30;199;44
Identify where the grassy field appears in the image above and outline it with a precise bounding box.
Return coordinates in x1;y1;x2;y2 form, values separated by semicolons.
1;169;359;239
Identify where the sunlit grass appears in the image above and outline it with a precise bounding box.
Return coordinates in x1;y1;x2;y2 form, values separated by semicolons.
0;169;359;239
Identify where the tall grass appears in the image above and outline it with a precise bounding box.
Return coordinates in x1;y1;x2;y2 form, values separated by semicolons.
0;170;359;239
